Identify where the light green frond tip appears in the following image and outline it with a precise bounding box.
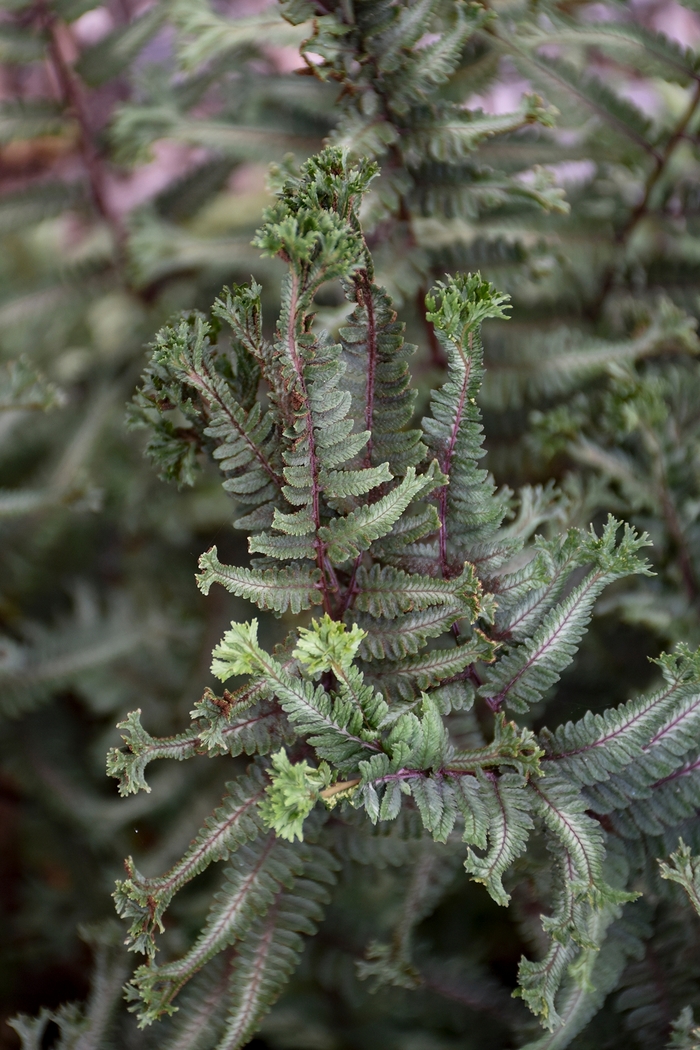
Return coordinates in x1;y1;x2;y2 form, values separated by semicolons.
667;1007;700;1049
493;714;544;778
654;642;700;684
210;619;265;680
659;839;700;918
425;272;511;343
583;514;653;576
260;749;332;842
293;613;366;676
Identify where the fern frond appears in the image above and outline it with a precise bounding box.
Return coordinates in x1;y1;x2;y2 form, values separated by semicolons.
353;560;482;618
480;519;651;713
464;772;533;907
114;770;266;957
107;105;700;1050
422;272;512;577
371;631;497;701
542;645;700;787
108;697;292;796
0;357;63;412
340;273;425;475
504;50;657;157
531;777;633;908
604;758;700;839
371;0;439;75
197;547;322;614
450;713;543;779
159;955;235;1050
171;2;307;72
128;308;283;504
518;897;636;1041
130;835;299;1022
108;710;201;796
486;308;699;410
404;95;556;167
0;592;155;719
494;528;602;642
402;1;490;95
536;18;700;87
193;692;295;759
319;466;432;564
585;679;700;834
354;602;475;661
215;843;338;1050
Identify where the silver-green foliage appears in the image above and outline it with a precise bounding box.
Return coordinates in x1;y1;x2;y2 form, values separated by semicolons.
107;148;700;1049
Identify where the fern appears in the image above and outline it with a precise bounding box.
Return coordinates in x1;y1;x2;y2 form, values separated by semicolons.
100;148;699;1048
8;2;700;1048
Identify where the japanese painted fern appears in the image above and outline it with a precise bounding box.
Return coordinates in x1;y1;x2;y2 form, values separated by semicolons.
111;148;700;1049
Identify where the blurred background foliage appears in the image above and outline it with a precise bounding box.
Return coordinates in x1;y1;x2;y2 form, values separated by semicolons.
3;0;700;1047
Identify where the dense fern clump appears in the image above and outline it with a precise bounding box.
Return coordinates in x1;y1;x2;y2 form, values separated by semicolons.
97;149;700;1050
5;2;700;1048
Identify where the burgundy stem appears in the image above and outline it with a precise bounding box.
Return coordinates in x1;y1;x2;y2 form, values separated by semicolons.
438;333;473;579
187;369;283;490
356;271;378;468
285;274;334;614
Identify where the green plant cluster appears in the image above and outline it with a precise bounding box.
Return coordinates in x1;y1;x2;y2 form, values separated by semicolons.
106;148;700;1049
3;2;700;1050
